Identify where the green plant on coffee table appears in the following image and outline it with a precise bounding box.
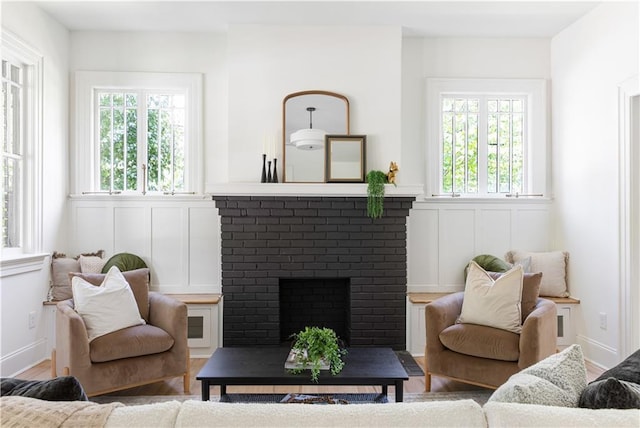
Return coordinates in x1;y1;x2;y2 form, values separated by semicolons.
288;326;347;382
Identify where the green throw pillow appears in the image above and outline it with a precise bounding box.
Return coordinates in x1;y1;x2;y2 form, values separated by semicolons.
464;254;511;280
101;252;147;273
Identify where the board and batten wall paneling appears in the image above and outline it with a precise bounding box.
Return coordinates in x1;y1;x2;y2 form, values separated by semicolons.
407;201;552;292
151;207;185;288
69;197;220;293
477;209;512;256
512;208;551;251
407;208;439;286
440;208;476;288
114;207;147;256
188;207;220;288
72;204;114;255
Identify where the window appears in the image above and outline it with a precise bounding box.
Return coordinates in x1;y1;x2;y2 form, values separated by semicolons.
74;71;202;195
1;30;42;258
96;90;185;193
426;78;547;198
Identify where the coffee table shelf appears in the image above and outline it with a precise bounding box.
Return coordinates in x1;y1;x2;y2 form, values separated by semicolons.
196;347;409;402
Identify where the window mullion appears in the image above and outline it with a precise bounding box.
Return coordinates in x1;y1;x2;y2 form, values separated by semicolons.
138;91;147;194
477;96;488;194
170;102;175;192
109;99;115;192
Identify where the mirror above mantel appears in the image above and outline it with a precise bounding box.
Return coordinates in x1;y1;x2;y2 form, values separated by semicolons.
282;90;350;183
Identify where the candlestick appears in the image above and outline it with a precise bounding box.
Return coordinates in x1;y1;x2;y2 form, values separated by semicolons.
260;154;267;183
267;160;272;183
272;158;278;183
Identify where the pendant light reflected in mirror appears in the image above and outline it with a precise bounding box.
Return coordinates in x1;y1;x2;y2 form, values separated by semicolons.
290;107;326;150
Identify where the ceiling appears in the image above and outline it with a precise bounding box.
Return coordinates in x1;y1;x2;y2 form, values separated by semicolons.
31;0;601;37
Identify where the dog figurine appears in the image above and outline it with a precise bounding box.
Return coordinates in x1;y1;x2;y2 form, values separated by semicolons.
387;161;399;185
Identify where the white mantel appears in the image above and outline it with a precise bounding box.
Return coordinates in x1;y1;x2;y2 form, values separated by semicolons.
206;183;425;197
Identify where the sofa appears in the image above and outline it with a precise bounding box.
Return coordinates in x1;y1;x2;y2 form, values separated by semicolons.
3;345;638;427
1;395;639;427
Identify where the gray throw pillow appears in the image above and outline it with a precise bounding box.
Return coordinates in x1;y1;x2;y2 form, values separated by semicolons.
578;348;640;409
578;377;640;409
0;376;88;401
594;349;640;384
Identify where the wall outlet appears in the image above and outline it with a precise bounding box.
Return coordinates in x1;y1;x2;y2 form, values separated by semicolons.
599;312;607;330
28;311;36;329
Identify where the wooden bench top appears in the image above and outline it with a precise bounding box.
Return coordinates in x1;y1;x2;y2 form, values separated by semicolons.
166;294;221;304
44;293;223;306
408;292;580;305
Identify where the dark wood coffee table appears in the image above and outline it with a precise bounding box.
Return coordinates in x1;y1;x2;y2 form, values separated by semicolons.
197;347;409;402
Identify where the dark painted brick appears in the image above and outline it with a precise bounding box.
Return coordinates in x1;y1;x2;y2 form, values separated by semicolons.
217;194;415;349
232;217;257;224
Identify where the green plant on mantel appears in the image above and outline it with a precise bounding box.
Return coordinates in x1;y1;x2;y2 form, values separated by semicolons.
366;170;388;219
288;326;347;382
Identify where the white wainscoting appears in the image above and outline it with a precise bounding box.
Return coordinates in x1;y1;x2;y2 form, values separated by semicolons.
68;195;221;294
407;199;552;293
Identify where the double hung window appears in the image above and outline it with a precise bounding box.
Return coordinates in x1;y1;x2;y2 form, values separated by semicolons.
1;30;42;257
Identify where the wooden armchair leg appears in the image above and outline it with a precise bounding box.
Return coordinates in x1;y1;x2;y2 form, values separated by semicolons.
50;349;57;378
424;345;431;392
183;349;191;394
183;373;190;394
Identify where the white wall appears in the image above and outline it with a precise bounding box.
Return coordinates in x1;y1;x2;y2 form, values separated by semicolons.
225;25;402;183
551;1;639;367
0;2;69;376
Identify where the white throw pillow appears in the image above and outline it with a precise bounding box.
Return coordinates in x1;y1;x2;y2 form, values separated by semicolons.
457;261;523;334
79;255;106;274
488;344;587;407
506;250;569;297
72;266;145;341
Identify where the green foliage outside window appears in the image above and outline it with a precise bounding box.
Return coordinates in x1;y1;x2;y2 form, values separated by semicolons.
98;91;185;193
441;96;524;195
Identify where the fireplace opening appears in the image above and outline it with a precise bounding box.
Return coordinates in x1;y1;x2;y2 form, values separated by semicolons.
279;278;351;345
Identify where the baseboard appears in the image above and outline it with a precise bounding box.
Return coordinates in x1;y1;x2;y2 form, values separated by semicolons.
1;339;48;377
189;351;215;359
576;335;618;369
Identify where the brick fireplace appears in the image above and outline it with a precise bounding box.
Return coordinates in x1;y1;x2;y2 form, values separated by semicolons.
213;195;415;350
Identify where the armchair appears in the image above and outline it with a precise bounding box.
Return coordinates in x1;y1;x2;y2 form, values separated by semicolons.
52;268;190;397
425;291;557;391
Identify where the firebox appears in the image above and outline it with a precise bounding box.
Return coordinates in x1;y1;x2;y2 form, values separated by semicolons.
279;277;350;344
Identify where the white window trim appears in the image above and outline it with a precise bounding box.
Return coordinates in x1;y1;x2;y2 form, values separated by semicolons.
1;29;44;261
425;78;549;200
73;71;203;195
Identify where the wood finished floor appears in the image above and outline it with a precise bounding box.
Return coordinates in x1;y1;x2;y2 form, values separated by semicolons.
16;356;604;398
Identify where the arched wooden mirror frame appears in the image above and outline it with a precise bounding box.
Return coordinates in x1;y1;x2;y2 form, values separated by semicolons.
282;90;350;183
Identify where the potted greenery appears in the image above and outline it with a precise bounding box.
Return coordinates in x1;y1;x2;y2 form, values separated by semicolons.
286;326;347;382
366;170;388;219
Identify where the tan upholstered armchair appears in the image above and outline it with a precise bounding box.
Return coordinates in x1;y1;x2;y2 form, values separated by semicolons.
52;268;190;397
425;291;557;391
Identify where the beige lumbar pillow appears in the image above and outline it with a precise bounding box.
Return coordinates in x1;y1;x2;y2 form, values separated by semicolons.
458;261;524;334
72;266;145;341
